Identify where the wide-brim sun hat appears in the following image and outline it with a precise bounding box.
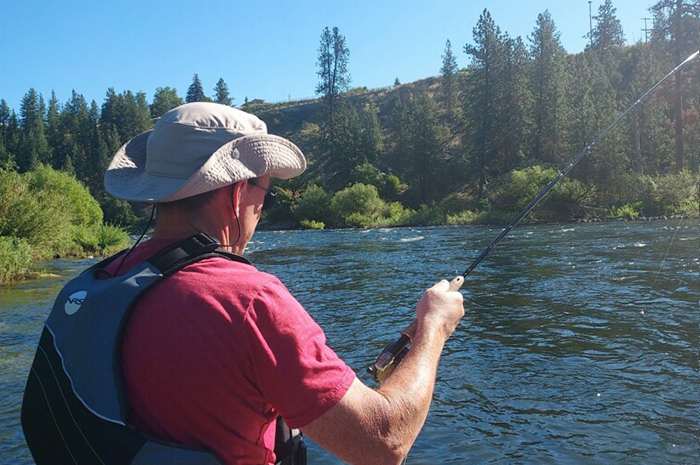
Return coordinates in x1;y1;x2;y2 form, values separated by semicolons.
104;102;306;203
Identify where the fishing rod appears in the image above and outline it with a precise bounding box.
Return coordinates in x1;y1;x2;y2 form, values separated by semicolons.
369;49;700;383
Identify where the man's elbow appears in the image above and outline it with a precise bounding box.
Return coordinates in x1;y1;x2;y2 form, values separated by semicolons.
352;444;408;465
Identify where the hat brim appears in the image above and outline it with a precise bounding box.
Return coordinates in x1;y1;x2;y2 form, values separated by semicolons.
104;131;306;203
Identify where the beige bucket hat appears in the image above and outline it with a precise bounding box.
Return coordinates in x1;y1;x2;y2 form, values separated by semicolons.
104;102;306;202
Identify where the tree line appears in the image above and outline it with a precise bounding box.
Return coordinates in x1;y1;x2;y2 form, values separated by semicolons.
0;0;698;232
285;0;698;228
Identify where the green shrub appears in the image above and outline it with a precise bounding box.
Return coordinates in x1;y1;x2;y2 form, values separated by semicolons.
97;223;130;253
0;166;130;262
71;227;100;254
601;171;699;217
0;168;69;258
329;183;386;227
381;174;408;200
0;236;33;283
403;203;444;226
440;193;479;215
350;163;384;188
300;219;325;230
27;164;103;228
344;212;374;228
349;163;407;201
446;210;480;225
654;170;699;216
295;184;332;224
610;203;641;220
488;166;588;221
385;202;413;226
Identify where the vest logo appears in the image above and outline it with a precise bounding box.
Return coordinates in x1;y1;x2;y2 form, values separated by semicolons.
64;291;87;315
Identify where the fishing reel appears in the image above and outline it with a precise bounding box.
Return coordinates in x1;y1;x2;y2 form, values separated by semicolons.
368;332;411;384
368;276;464;384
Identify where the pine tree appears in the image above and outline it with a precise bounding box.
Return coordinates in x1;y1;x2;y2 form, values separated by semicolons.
530;10;568;165
440;40;460;125
60;91;93;180
589;0;625;51
2;111;21;169
0;100;14;167
500;35;531;173
151;87;184;118
405;91;451;205
358;103;383;165
213;78;233;106
387;97;410;174
46;91;62;169
186;74;207;103
463;9;510;197
650;0;700;171
18;88;50;171
101;89;152;144
316;26;351;138
326;102;363;190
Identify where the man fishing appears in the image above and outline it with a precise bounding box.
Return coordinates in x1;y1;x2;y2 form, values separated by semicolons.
22;102;464;465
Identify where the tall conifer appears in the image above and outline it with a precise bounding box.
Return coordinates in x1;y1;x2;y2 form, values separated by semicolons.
440;40;459;125
463;9;510;197
589;0;625;51
186;74;207;103
530;10;567;165
213;78;233;106
316;26;351;149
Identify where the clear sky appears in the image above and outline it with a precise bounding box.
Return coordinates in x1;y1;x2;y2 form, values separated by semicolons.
1;0;655;112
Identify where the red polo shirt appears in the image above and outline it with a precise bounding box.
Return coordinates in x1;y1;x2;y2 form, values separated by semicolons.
106;239;355;464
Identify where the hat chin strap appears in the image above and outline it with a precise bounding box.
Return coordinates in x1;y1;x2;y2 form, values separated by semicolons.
217;185;241;250
108;205;157;278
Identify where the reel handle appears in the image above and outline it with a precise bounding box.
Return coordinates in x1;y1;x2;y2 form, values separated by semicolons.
369;276;464;382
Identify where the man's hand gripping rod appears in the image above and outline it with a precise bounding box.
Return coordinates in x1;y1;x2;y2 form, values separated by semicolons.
369;50;700;383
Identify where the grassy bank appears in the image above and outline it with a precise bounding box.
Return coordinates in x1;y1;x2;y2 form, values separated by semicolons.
0;165;130;284
263;167;699;230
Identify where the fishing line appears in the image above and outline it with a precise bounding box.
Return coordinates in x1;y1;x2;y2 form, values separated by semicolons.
112;204;156;277
651;215;685;288
370;50;700;383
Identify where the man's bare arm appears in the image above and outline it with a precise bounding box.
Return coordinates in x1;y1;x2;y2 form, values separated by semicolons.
301;281;464;465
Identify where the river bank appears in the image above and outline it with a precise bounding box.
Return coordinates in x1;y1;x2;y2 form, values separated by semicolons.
3;212;697;286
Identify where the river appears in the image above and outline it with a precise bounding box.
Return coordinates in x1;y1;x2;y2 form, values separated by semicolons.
1;220;697;464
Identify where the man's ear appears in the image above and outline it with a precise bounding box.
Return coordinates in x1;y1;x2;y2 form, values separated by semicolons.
231;181;245;216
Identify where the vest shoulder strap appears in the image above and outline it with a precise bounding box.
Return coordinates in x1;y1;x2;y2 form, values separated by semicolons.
146;233;251;276
91;233;251;278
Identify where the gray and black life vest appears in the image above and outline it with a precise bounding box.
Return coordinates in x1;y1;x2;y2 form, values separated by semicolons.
22;233;306;465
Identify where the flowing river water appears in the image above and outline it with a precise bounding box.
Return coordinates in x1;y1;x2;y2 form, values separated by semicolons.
1;220;697;464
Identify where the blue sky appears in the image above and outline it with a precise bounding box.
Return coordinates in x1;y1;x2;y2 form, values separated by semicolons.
1;0;654;112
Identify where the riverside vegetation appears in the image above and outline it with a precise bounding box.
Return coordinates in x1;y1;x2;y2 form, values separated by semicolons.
0;0;698;282
0;166;129;283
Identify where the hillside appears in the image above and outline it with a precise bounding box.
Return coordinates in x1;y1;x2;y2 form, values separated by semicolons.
254;75;445;137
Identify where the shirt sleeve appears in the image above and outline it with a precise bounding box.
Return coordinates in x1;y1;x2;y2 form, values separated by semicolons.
243;277;356;429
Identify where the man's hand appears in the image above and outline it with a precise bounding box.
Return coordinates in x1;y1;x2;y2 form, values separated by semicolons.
415;280;465;342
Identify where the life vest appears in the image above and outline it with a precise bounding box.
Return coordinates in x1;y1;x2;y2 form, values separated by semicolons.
22;233;306;465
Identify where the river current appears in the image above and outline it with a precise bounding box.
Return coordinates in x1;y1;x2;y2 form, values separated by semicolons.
1;221;697;464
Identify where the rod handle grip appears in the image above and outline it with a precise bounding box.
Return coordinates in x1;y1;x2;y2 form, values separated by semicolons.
372;276;465;380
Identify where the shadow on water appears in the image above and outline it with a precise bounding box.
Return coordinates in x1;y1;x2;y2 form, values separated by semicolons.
1;221;697;464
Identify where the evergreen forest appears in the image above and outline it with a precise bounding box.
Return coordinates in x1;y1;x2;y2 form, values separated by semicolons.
0;0;698;281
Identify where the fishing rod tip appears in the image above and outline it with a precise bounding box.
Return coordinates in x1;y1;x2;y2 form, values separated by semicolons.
684;50;699;64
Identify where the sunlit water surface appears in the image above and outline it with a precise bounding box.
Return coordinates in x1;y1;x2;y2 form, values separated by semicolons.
1;221;697;464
